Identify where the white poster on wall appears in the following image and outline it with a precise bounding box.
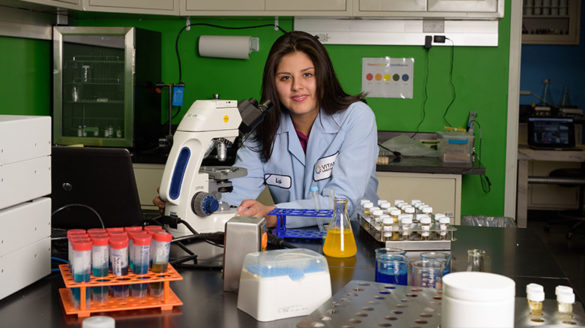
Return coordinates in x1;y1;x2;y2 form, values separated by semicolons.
362;57;414;98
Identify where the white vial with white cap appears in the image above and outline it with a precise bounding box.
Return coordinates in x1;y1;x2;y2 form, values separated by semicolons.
526;285;545;316
556;285;575;315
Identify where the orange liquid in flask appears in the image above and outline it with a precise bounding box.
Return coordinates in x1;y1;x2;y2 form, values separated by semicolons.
323;228;357;258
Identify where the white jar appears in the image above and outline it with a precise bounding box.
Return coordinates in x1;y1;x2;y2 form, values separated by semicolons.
441;272;515;328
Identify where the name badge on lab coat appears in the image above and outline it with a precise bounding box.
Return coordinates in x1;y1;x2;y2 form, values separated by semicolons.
265;174;292;189
314;153;338;181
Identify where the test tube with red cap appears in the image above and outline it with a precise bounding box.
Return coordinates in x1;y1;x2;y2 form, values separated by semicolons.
71;239;92;308
149;231;172;297
90;235;109;303
109;236;129;298
131;233;152;298
144;225;164;267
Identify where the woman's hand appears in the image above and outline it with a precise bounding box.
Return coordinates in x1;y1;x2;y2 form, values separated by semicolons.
152;187;165;214
237;199;277;227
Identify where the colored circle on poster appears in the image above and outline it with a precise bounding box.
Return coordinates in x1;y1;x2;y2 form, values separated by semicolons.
366;73;373;81
402;74;410;81
375;73;383;81
392;74;400;81
383;74;391;81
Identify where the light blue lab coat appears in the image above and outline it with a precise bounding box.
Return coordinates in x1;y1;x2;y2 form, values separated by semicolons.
222;101;379;227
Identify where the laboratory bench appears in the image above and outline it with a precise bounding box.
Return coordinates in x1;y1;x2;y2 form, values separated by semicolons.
0;223;578;328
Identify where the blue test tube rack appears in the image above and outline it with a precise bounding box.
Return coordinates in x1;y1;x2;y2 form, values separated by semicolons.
268;208;333;240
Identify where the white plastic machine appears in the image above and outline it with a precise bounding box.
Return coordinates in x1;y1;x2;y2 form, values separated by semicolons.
159;99;271;236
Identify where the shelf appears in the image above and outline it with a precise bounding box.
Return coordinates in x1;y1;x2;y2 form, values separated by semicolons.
64;100;124;104
522;0;581;45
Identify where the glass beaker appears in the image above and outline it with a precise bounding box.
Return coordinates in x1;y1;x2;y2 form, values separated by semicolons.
323;198;357;258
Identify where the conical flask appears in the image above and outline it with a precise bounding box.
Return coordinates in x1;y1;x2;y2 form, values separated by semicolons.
323;198;357;258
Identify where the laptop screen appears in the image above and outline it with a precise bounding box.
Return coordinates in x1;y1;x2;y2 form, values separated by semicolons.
528;117;576;149
51;147;144;228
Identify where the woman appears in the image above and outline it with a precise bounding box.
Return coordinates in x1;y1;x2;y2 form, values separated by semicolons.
154;31;379;227
221;31;379;227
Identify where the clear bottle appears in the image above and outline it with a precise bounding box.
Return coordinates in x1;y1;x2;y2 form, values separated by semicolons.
390;209;401;241
557;291;575;317
419;215;432;240
381;215;392;241
372;209;384;228
362;202;373;217
323;198;357;258
380;202;391;214
399;214;413;240
439;216;451;240
527;289;545;316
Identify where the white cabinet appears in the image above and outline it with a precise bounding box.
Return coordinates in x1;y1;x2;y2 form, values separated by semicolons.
428;0;498;12
19;0;82;10
180;0;351;16
353;0;503;18
376;172;462;224
84;0;180;15
358;0;426;12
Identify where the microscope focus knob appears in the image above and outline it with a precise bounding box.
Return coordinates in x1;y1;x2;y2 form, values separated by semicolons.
192;192;220;217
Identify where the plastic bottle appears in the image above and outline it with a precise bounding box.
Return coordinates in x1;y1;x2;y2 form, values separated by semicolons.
90;236;109;303
439;216;451;240
323;198;357;258
131;233;152;298
109;237;129;298
150;231;173;297
71;239;92;308
420;215;432;240
399;214;413;240
556;285;575;316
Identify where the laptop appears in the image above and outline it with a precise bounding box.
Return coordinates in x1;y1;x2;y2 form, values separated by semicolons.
51;147;145;228
527;117;581;151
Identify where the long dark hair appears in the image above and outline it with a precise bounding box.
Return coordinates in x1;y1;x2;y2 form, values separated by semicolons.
253;31;365;161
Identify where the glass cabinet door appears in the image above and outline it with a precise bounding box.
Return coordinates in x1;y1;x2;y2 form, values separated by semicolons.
54;27;134;147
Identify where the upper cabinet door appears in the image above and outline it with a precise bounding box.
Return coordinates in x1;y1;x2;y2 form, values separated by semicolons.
85;0;180;15
427;0;498;12
358;0;426;12
266;0;347;11
20;0;83;10
182;0;264;14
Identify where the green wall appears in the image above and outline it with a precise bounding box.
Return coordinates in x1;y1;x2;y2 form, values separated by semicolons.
0;36;51;115
2;2;511;217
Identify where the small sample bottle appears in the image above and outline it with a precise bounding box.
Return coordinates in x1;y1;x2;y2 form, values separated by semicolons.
556;285;575;316
439;216;451;240
131;233;152;298
381;215;392;241
380;202;391;215
377;199;389;206
372;209;384;228
150;231;173;297
90;236;109;303
419;215;432;240
390;209;401;241
109;237;129;298
399;214;413;240
362;202;373;217
71;239;92;308
527;289;545;316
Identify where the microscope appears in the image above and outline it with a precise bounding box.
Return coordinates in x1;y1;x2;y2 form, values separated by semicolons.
158;98;272;236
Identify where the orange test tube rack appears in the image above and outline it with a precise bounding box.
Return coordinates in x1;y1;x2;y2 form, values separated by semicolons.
58;264;183;318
